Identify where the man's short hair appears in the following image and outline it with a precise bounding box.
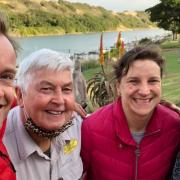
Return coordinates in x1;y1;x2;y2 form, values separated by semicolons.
0;12;19;56
16;48;74;92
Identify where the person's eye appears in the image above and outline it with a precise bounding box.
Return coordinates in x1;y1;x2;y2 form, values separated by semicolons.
40;87;54;93
0;73;15;86
149;79;160;84
1;73;15;81
63;87;72;93
128;80;139;85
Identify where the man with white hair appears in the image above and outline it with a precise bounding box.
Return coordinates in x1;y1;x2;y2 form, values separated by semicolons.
3;49;83;180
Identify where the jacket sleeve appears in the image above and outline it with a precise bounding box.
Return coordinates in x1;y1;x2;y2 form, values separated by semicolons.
0;142;16;180
0;161;16;180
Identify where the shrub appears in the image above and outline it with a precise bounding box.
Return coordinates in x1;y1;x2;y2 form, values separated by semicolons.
138;37;153;45
81;60;99;71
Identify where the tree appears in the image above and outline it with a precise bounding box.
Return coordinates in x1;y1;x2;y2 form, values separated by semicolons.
146;0;180;40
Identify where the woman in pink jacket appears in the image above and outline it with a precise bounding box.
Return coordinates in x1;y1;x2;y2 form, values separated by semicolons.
81;45;180;180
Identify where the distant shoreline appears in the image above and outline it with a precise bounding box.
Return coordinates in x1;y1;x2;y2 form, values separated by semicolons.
11;26;158;38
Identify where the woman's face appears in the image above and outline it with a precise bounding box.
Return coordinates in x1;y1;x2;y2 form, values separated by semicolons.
116;59;162;121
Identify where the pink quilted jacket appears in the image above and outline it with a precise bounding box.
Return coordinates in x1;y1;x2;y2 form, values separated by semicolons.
81;99;180;180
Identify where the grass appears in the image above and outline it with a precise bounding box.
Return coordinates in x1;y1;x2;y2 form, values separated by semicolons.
160;40;180;49
162;48;180;105
163;49;180;73
162;74;180;105
83;48;180;106
82;66;101;80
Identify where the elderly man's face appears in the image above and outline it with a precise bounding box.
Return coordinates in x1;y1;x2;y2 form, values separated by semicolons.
0;35;16;126
19;69;75;130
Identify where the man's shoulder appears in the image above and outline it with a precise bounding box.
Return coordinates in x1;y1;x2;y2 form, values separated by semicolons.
3;107;19;137
157;104;180;132
72;113;83;125
2;107;22;165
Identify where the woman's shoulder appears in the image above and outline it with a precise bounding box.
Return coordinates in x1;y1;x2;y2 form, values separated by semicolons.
158;103;180;120
85;103;114;121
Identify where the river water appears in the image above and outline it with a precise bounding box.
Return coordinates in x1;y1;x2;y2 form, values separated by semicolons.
16;28;171;64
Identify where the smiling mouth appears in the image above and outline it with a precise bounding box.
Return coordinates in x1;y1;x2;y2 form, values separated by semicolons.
45;110;64;115
133;98;153;103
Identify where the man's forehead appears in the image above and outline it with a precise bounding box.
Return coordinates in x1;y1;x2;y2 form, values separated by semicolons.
0;35;16;69
38;80;73;86
30;70;72;85
0;54;16;68
0;56;16;72
32;68;72;77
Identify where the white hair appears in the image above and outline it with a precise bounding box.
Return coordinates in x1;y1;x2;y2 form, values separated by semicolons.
16;48;74;91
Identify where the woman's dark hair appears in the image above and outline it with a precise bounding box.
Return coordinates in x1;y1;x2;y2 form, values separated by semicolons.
114;45;165;81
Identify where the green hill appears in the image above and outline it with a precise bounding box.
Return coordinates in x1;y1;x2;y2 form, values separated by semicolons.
0;0;155;36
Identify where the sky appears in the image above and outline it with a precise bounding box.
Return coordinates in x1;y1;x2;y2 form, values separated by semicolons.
65;0;160;12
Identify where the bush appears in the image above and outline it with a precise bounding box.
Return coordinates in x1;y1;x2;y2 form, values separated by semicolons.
139;37;153;45
81;60;99;71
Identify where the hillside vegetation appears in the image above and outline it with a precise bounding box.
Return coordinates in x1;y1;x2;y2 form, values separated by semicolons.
0;0;155;36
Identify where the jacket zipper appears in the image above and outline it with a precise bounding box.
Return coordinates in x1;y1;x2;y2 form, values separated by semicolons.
134;129;160;180
134;144;140;180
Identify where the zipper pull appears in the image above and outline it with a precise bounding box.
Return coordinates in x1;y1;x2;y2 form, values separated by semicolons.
135;147;140;157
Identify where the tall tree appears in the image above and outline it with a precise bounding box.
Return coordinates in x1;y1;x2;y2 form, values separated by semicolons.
146;0;180;40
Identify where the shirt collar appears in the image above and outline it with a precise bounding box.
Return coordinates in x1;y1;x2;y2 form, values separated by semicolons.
14;107;45;160
13;107;76;162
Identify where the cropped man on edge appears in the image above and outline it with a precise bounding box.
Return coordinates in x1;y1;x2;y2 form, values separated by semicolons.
0;13;17;179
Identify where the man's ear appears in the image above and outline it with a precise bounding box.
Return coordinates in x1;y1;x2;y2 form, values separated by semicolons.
15;87;24;107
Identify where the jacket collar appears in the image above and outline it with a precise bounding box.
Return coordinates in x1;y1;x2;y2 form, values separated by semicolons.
112;98;162;146
0;119;7;140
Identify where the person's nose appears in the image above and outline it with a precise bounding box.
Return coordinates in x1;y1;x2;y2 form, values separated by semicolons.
51;89;65;105
138;82;150;96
